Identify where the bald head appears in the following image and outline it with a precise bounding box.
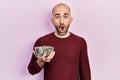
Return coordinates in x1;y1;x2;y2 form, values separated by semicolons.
51;3;73;36
52;3;71;15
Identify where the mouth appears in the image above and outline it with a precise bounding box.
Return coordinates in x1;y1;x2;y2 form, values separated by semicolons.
59;25;65;33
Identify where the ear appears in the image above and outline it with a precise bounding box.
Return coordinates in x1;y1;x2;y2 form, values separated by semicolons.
70;17;73;24
50;17;54;24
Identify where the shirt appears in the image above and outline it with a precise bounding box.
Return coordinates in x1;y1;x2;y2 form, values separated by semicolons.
28;32;91;80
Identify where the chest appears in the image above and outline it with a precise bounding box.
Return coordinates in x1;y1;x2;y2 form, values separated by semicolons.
40;38;82;62
52;40;81;63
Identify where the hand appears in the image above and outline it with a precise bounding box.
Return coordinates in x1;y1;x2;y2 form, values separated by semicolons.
32;50;55;67
46;51;55;62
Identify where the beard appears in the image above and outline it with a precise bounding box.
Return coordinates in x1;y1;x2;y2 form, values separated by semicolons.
54;24;70;36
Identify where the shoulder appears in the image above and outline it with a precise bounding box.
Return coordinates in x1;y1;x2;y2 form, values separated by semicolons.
34;32;54;44
70;32;87;46
70;32;86;41
37;32;53;40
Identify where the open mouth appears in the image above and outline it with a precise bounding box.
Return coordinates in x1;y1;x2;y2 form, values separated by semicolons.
59;25;65;33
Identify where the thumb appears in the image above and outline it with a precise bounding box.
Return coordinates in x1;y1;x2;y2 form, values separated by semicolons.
42;52;47;57
32;50;36;55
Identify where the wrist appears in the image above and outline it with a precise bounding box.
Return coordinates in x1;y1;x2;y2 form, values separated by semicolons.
36;59;45;67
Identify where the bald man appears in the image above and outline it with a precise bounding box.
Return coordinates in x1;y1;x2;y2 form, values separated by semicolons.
28;3;91;80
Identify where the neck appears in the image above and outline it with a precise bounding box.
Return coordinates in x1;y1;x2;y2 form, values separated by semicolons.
54;31;70;38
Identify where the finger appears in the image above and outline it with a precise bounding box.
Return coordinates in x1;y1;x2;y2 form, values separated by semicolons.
42;57;46;62
37;56;46;62
42;52;47;58
46;51;55;60
50;51;55;59
38;53;47;62
32;50;36;55
51;51;55;59
45;59;51;62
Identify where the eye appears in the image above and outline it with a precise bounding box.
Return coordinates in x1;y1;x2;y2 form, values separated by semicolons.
64;15;69;19
55;15;60;19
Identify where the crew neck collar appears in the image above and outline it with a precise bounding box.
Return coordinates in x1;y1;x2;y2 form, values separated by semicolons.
53;32;71;39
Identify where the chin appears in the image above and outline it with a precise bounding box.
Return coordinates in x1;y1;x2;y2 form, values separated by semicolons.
59;32;67;36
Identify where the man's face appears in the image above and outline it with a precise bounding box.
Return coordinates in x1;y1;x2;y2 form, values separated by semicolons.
51;5;73;36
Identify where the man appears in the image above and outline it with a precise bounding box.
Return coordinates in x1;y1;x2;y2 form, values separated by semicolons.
28;3;91;80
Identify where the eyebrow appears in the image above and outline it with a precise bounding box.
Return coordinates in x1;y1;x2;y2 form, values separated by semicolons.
55;13;69;16
64;13;69;15
55;13;60;16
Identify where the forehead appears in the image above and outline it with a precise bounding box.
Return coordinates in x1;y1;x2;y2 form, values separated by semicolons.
52;4;71;15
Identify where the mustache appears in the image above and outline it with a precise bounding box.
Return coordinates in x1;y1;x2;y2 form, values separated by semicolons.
59;24;65;27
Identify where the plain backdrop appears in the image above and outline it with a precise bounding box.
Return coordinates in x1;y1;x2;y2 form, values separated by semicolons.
0;0;120;80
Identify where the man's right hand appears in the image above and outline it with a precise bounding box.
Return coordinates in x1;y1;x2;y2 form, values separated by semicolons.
32;50;55;67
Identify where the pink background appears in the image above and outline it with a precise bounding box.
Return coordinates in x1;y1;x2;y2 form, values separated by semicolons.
0;0;120;80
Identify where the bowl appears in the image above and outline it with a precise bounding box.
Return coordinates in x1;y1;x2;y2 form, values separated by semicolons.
35;46;54;57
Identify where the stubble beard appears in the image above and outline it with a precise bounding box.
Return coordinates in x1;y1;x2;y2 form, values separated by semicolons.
54;24;70;36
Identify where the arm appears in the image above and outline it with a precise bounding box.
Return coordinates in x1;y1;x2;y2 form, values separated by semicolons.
79;38;91;80
28;54;44;75
28;50;55;75
28;38;44;75
28;38;55;75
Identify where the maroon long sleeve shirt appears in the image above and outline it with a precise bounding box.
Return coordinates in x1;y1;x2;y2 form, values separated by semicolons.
28;32;91;80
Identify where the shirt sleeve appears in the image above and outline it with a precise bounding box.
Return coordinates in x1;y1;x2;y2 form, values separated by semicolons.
28;54;43;75
28;38;43;75
79;38;91;80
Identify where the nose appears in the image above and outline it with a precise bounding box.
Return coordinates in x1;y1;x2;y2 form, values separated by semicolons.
60;17;64;24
